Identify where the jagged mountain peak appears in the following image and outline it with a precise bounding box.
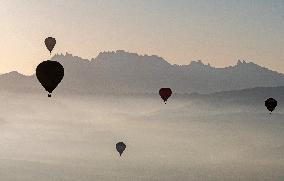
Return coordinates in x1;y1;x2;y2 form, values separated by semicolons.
54;52;90;61
53;52;91;65
93;50;171;66
19;50;283;94
188;60;212;68
52;51;275;74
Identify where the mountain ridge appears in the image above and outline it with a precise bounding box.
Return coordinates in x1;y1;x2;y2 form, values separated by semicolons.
1;50;284;94
2;50;282;76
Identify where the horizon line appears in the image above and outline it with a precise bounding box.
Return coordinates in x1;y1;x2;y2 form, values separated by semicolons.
1;49;282;76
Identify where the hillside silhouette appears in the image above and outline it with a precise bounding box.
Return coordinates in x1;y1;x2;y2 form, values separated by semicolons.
1;50;284;94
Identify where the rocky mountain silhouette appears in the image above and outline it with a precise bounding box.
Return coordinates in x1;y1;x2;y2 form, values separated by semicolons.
1;50;284;94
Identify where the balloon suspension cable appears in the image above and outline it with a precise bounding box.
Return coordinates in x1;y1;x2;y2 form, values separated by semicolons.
48;94;51;97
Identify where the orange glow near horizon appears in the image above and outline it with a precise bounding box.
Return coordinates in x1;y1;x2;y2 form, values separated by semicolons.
0;0;283;75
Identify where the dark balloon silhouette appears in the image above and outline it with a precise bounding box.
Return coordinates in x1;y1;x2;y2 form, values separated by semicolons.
116;142;126;156
159;88;172;104
45;37;56;54
36;60;64;97
265;98;277;114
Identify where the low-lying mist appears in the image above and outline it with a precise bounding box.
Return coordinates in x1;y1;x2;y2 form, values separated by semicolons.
0;92;283;181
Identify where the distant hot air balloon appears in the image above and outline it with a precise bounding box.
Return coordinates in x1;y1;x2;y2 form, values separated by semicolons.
36;60;64;97
116;142;126;156
159;88;172;104
45;37;56;55
265;98;277;114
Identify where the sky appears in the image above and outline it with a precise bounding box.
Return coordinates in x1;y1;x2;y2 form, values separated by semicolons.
0;0;283;75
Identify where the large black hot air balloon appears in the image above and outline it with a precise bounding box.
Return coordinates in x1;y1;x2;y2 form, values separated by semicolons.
116;142;126;156
45;37;56;54
159;88;172;104
265;98;277;114
36;60;64;97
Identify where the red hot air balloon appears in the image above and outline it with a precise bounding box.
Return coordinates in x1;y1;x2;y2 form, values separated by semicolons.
44;37;56;55
159;88;172;104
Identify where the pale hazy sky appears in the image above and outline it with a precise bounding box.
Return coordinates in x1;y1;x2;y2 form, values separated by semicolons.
0;0;283;75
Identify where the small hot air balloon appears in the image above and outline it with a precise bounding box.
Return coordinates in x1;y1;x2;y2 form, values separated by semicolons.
36;60;64;97
45;37;56;55
159;88;172;104
265;98;277;114
116;142;126;156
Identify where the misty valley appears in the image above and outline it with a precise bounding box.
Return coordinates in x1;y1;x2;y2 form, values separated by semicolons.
0;91;283;181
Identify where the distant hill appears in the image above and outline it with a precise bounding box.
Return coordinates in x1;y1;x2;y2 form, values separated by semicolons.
183;86;284;108
0;71;37;93
1;50;284;94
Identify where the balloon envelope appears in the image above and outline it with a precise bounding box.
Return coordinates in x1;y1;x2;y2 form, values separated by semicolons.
116;142;126;156
45;37;56;54
36;60;64;97
265;98;277;113
159;88;172;103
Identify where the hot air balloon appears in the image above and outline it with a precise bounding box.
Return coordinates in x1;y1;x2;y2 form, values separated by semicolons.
116;142;126;156
36;60;64;97
159;88;172;104
45;37;56;55
265;98;277;114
